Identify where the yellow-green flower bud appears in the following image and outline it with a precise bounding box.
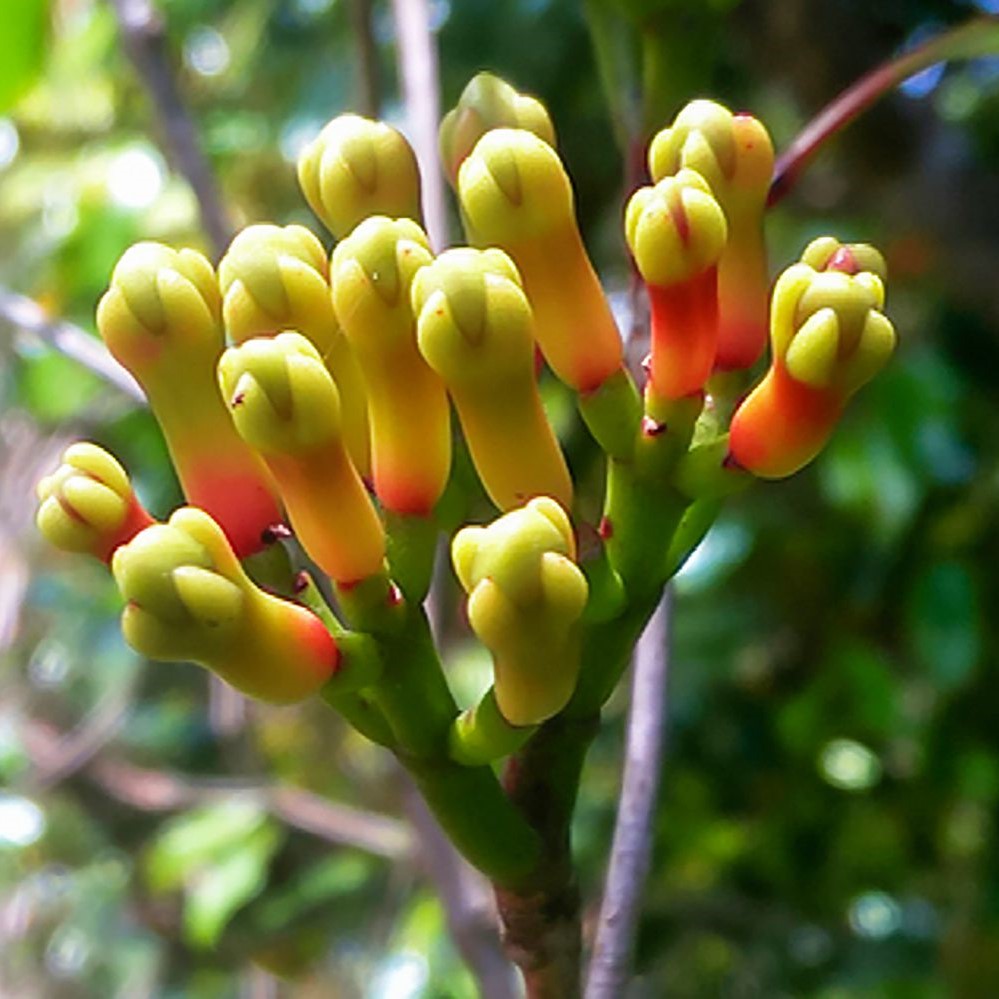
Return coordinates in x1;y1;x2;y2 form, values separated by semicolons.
297;114;422;239
218;333;386;584
96;242;281;557
649;100;775;370
439;72;555;187
800;236;887;279
457;128;623;392
36;443;154;563
624;169;727;400
625;169;727;287
218;223;370;475
451;497;588;726
729;248;896;478
331;217;451;516
112;507;340;703
412;247;572;511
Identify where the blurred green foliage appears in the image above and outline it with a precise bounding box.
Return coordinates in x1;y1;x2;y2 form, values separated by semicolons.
3;0;999;996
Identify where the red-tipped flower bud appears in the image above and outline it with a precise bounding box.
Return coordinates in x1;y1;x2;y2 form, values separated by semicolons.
412;247;572;511
458;128;623;392
218;333;386;585
113;507;339;703
625;169;728;400
96;243;282;557
331;217;451;516
729;247;896;478
36;443;154;563
649;100;774;370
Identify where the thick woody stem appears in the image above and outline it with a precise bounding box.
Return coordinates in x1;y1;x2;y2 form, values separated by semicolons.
495;713;600;999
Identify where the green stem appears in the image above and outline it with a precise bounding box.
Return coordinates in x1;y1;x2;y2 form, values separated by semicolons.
383;510;439;603
663;497;723;580
570;589;665;718
449;687;536;766
495;712;600;998
406;752;543;888
296;571;398;747
340;598;546;887
577;367;643;460
604;460;689;593
364;605;459;759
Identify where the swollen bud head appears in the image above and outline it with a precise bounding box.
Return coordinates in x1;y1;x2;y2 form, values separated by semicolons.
36;443;154;563
458;128;573;243
219;224;335;349
452;497;588;726
771;261;893;394
412;247;527;383
112;508;338;703
218;332;343;455
801;236;887;280
96;242;221;376
649;100;774;213
729;244;896;479
440;72;555;186
297;114;422;239
625;168;728;288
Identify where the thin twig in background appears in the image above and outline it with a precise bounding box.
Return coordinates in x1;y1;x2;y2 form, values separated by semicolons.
348;0;382;118
585;589;673;999
399;772;518;999
21;717;413;859
0;288;144;402
108;0;233;257
391;0;449;251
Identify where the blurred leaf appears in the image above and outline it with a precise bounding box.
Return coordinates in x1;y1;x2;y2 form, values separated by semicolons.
146;799;272;892
184;823;280;948
906;561;981;691
0;0;49;112
255;853;374;934
17;351;100;422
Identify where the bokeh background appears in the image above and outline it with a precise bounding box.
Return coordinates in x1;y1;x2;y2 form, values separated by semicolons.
3;0;999;995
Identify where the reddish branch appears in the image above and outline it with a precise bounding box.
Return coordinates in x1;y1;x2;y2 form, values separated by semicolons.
770;15;999;205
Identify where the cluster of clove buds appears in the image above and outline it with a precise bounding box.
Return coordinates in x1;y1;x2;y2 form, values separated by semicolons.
36;73;895;816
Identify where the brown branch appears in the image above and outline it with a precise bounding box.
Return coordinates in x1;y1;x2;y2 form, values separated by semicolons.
108;0;233;256
496;713;600;999
585;589;672;998
0;288;145;402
